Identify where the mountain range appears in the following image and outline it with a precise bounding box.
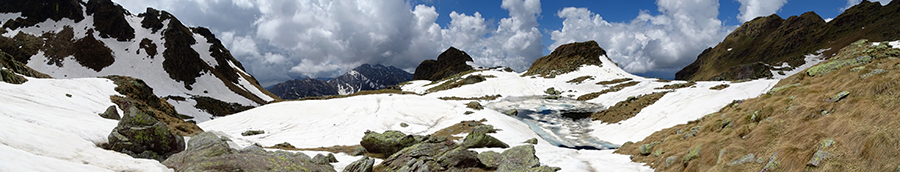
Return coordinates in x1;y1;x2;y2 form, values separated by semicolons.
267;64;413;100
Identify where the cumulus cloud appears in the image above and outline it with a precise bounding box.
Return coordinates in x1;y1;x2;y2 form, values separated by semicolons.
549;0;728;76
114;0;543;86
842;0;893;11
736;0;788;22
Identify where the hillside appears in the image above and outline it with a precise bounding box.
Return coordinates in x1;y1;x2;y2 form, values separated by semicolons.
676;1;900;81
0;0;278;121
619;40;900;171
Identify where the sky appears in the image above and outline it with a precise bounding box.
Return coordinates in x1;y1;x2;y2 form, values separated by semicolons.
111;0;893;86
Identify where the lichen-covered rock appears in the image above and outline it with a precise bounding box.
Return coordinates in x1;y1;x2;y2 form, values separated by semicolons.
163;132;336;172
380;141;456;171
0;69;27;84
807;150;834;167
461;130;509;148
808;56;873;76
106;106;184;161
477;151;502;168
313;153;339;164
682;145;701;163
727;153;755;166
828;91;850;103
343;156;375;172
638;142;660;156
497;145;559;171
860;69;888;79
666;156;678;168
505;109;518;116
98;105;120;120
360;130;425;156
524;138;539;144
436;147;480;168
763;152;780;171
545;87;562;95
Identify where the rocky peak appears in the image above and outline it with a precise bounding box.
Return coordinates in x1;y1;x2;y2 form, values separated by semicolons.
0;0;85;30
413;47;475;81
523;40;608;77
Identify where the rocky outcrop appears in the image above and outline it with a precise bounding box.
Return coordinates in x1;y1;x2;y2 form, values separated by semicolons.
85;0;135;41
105;104;185;161
414;47;475;81
359;130;426;156
98;105;120;120
163;132;336;171
105;75;203;136
0;0;85;30
524;40;608;77
677;1;900;81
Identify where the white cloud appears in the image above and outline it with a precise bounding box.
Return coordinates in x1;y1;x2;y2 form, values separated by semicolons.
842;0;893;11
736;0;788;22
550;0;728;75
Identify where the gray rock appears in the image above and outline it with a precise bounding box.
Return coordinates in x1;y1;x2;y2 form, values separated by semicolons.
106;106;184;161
763;152;779;171
351;146;367;156
497;145;559;171
360;130;425;156
381;141;455;171
471;125;497;134
98;105;120;120
505;109;518;116
477;151;501;168
400;122;409;127
638;142;659;156
163;132;335;172
313;153;339;164
464;111;474;115
241;130;264;136
466;101;483;110
807;150;834;167
727;153;755;166
461;130;509;148
436;147;480;168
665;156;678;168
828;91;850;103
524;138;539;144
343;156;375;172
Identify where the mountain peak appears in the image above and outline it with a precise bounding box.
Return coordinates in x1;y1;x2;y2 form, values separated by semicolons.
413;47;475;81
523;40;607;77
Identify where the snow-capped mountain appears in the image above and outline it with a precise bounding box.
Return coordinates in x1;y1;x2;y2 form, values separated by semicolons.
0;0;277;122
328;64;413;95
267;64;412;99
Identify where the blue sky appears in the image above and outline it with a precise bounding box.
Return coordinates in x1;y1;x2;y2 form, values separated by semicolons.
114;0;891;85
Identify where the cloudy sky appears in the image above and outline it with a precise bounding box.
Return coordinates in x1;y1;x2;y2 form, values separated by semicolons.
111;0;893;86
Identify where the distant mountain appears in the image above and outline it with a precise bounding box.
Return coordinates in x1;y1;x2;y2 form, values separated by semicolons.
267;64;413;99
676;1;900;81
0;0;279;121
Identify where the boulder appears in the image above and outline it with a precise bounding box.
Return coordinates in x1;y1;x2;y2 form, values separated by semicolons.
413;47;475;81
436;147;480;168
461;130;509;148
524;138;539;144
105;106;184;161
163;132;335;172
313;153;339;164
98;105;120;120
380;141;456;171
360;130;425;156
477;151;502;168
465;101;483;110
241;130;264;136
343;156;375;172
497;145;559;171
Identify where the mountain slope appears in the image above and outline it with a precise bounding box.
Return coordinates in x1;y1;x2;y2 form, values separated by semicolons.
621;40;900;171
267;64;412;100
676;1;900;81
0;0;278;121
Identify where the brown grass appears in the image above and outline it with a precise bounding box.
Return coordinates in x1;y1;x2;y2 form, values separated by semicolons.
710;84;730;90
591;91;670;124
567;76;595;84
438;95;502;101
617;53;900;171
597;78;633;85
655;81;697;90
578;81;640;101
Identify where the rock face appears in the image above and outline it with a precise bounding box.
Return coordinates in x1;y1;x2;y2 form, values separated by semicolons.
105;75;203;136
267;64;412;99
524;40;608;77
0;0;279;121
677;1;900;81
105;105;185;162
163;132;336;172
413;47;475;81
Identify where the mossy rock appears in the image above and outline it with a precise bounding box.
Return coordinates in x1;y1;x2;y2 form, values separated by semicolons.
461;130;508;149
359;130;424;156
682;145;702;163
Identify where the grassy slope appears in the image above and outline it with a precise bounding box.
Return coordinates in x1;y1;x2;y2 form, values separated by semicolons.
618;41;900;171
677;1;900;81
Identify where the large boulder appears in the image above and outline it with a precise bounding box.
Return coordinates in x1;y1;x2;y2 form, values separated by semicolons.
359;130;426;156
163;132;336;172
343;156;375;172
497;145;560;171
413;47;475;81
460;130;509;148
523;40;608;77
105;105;185;161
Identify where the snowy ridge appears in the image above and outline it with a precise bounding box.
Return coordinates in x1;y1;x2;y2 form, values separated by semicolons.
1;8;276;122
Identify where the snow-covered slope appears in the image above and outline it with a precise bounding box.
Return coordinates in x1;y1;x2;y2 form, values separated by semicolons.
0;2;276;122
0;77;170;171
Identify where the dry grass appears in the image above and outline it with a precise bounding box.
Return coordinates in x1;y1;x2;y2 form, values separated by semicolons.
710;84;730;90
438;95;502;101
597;78;633;85
567;76;595;84
591;91;670;124
617;51;900;171
578;81;640;101
655;81;697;90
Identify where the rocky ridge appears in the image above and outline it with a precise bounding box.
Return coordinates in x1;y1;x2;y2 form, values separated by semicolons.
413;47;475;81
